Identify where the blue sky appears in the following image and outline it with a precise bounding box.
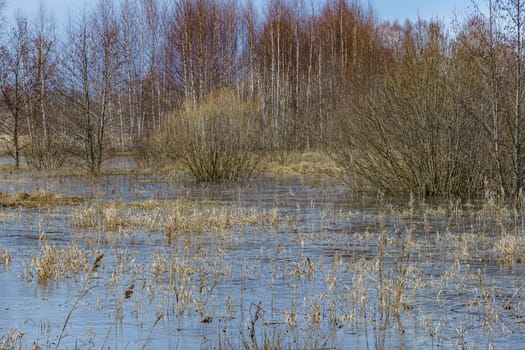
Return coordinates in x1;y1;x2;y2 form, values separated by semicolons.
5;0;477;26
373;0;477;23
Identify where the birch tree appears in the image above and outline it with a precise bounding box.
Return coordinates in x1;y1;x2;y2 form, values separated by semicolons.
1;14;29;167
62;0;120;173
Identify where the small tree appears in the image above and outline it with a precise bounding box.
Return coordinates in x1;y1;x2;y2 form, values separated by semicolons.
62;1;120;173
164;89;264;182
1;14;29;168
24;5;68;170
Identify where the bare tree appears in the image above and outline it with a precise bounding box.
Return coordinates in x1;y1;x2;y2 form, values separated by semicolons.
62;0;120;173
21;4;67;169
0;14;29;167
455;0;525;199
168;0;241;104
501;0;525;198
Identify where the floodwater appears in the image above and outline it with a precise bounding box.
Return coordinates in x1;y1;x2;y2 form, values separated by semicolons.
0;170;525;349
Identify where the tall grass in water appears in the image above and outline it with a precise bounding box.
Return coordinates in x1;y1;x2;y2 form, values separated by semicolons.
0;191;82;208
6;185;525;349
1;249;11;269
54;254;103;350
27;243;91;284
72;199;276;237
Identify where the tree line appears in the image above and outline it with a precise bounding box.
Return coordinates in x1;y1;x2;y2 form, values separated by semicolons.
0;0;524;198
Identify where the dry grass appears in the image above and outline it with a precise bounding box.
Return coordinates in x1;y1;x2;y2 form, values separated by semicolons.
0;328;27;350
72;206;100;229
164;205;267;236
1;249;11;268
0;191;83;208
72;198;194;231
27;243;92;283
99;197;194;210
73;198;277;236
6;181;525;349
73;205;161;232
265;151;342;175
494;233;525;266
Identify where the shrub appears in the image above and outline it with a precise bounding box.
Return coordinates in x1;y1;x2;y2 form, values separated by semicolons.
327;25;486;197
133;133;168;170
164;90;264;182
24;134;68;170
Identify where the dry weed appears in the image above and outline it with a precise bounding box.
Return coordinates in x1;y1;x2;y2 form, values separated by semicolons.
28;243;92;283
0;191;82;208
494;233;525;266
1;248;11;268
72;206;99;228
0;328;26;350
73;199;275;236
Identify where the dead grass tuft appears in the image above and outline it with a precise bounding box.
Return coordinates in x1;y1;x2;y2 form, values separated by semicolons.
73;199;275;235
494;233;525;266
266;151;341;175
73;205;162;232
0;328;27;350
1;248;11;268
165;205;263;236
72;206;100;229
28;243;92;283
0;191;83;208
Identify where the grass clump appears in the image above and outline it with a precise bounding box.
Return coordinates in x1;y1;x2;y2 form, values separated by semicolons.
72;206;100;229
0;328;27;350
73;199;275;236
98;198;194;211
1;248;11;268
266;151;341;175
494;233;525;266
27;243;92;283
0;191;83;208
165;206;259;236
73;204;163;232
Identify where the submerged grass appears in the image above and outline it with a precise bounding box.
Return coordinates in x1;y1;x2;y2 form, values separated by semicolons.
1;248;11;268
494;232;525;266
6;177;525;349
26;242;93;284
266;151;342;175
73;198;278;236
0;191;83;208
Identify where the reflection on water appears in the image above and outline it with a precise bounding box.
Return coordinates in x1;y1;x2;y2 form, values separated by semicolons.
0;171;524;349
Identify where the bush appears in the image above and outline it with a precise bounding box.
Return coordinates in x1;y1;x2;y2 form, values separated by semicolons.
133;133;168;170
25;134;68;170
327;37;486;197
164;90;264;182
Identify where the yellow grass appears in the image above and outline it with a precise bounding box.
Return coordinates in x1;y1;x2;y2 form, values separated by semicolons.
265;151;342;175
494;233;525;266
0;191;83;208
73;198;276;236
1;249;11;267
28;243;92;284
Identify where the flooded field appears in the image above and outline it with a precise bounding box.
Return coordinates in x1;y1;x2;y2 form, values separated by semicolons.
1;172;525;349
